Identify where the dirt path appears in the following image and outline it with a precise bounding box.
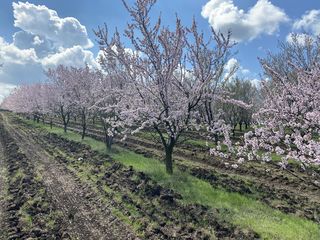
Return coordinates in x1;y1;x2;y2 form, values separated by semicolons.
1;113;137;240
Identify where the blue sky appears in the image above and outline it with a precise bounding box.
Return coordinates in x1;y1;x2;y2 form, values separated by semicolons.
1;0;320;101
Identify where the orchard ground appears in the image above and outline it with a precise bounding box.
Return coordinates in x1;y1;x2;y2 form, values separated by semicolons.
0;111;319;239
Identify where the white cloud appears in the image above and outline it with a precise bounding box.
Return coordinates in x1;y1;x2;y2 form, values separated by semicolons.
0;2;99;100
224;58;259;87
0;82;17;103
0;38;39;65
13;1;93;49
225;58;250;77
33;36;43;46
42;45;98;69
201;0;289;42
293;10;320;36
286;10;320;45
250;78;261;88
225;58;239;73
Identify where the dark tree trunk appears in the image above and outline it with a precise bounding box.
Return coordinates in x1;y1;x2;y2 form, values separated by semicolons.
36;116;40;123
81;111;86;140
165;147;173;175
62;112;70;133
245;123;249;129
81;124;86;140
164;139;175;175
105;135;113;151
239;122;242;132
214;133;219;145
50;119;53;129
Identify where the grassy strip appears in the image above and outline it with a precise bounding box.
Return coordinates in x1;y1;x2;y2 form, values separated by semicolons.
25;119;320;240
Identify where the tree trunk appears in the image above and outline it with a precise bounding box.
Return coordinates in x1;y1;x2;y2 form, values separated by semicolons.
164;140;175;174
81;112;86;140
50;119;53;129
245;123;249;129
239;122;242;132
81;124;86;140
60;106;69;133
62;113;69;133
165;146;174;174
214;133;219;145
105;135;113;151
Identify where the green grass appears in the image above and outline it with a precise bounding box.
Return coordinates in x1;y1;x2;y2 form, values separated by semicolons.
24;119;320;240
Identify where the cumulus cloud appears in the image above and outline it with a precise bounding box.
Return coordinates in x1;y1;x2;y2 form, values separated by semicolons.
42;46;99;69
225;58;250;77
13;1;93;49
293;10;320;36
201;0;289;42
286;10;320;45
224;58;259;86
0;82;17;103
225;58;238;73
0;2;98;102
13;31;54;58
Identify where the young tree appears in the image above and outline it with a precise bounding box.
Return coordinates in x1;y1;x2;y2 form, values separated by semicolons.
92;52;128;150
68;65;99;139
46;65;75;133
95;0;236;174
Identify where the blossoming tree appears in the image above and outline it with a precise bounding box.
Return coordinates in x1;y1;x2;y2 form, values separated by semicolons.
95;0;237;174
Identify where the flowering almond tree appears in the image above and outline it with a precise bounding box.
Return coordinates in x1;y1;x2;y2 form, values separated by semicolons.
95;0;236;174
214;63;320;185
68;65;100;139
46;65;75;133
91;69;127;150
250;64;320;168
